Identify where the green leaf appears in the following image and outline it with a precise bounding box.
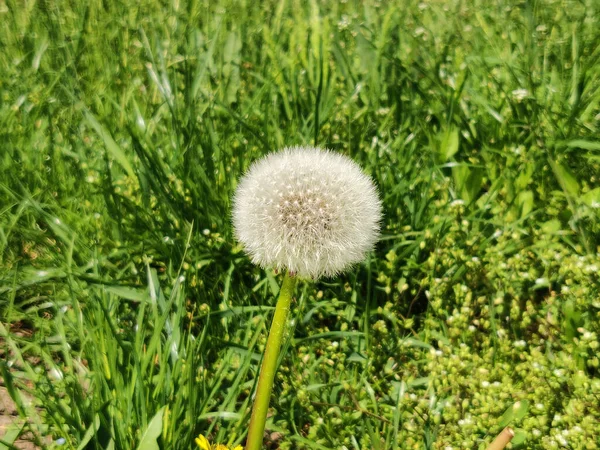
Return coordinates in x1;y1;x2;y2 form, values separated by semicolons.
541;219;561;234
566;140;600;151
581;187;600;207
516;190;534;218
356;32;377;76
0;363;25;416
85;111;136;179
0;422;24;450
515;162;533;189
137;406;165;450
439;127;460;162
563;300;582;341
191;24;221;99
223;30;241;105
511;429;527;448
511;400;529;422
400;337;432;349
452;164;483;203
77;415;100;450
548;159;579;196
498;400;529;428
102;285;148;302
266;270;280;297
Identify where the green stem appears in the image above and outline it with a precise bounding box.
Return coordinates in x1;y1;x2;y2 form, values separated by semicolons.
246;272;297;450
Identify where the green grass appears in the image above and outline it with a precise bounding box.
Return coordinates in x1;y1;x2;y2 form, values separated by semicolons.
1;0;600;448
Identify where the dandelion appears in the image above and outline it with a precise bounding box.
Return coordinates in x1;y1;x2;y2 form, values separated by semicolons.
233;147;382;450
233;146;382;279
195;434;242;450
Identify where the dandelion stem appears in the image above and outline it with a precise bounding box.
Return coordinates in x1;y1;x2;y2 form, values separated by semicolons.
246;271;297;450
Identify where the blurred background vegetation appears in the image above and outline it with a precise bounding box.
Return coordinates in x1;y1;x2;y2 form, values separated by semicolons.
1;0;599;448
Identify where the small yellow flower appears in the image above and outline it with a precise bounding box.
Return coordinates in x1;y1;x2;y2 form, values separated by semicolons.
195;435;210;450
195;434;242;450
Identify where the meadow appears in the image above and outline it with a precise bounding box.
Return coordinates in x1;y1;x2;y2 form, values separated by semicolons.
1;0;600;448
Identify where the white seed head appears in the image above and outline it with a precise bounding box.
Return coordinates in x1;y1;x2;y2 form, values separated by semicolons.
233;146;382;279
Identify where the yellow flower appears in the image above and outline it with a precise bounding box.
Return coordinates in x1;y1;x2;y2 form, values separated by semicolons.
195;434;242;450
195;435;211;450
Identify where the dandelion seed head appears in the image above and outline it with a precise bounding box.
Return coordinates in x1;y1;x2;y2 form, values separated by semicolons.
233;146;382;279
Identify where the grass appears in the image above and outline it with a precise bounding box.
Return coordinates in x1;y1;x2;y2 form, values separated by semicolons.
1;0;599;448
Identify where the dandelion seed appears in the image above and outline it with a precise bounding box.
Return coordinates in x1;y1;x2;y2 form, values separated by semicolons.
233;147;382;279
